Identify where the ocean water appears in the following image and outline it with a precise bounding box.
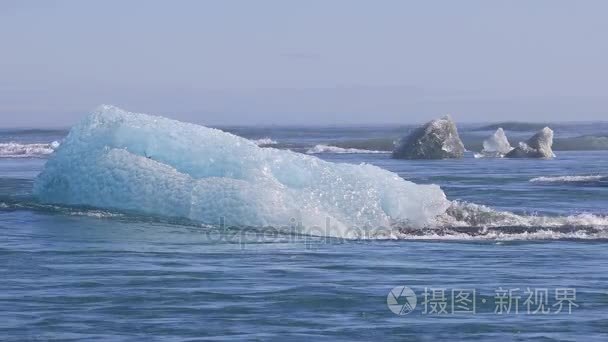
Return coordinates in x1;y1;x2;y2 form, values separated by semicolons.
1;123;608;341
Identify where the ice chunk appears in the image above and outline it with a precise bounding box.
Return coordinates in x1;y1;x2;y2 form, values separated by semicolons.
505;127;555;158
392;115;465;159
483;128;512;154
34;105;450;237
477;128;513;157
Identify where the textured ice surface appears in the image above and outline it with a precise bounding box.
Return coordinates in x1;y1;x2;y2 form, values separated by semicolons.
392;115;465;159
34;105;450;237
506;127;555;158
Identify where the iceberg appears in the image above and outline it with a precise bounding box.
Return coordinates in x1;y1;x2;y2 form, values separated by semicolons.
505;127;555;158
34;105;450;237
477;128;513;157
392;115;465;159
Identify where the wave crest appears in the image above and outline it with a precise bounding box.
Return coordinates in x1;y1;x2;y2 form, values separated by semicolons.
306;144;390;154
252;138;277;146
439;201;608;228
529;175;606;183
473;122;550;132
553;135;608;151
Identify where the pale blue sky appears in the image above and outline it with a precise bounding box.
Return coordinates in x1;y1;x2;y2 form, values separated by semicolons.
1;0;607;126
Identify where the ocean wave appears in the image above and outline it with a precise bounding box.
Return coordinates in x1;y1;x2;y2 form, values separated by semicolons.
0;128;67;135
473;122;551;132
473;152;505;159
320;138;397;151
393;229;608;241
251;138;277;146
0;200;123;218
553;135;608;151
0;141;60;158
306;144;390;154
529;175;606;183
392;201;608;241
67;209;125;218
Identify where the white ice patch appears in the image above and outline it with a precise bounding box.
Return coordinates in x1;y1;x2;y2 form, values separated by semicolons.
34;105;450;238
0;141;60;158
306;144;390;154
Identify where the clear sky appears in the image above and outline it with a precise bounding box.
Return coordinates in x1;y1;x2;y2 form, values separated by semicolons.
1;0;607;127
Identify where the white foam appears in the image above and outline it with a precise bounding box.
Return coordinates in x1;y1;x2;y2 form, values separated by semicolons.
252;138;277;146
394;229;608;241
376;201;608;241
68;210;124;218
438;201;608;228
0;141;60;158
306;144;390;154
530;175;605;183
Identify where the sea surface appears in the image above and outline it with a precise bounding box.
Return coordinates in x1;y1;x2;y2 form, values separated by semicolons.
1;123;608;341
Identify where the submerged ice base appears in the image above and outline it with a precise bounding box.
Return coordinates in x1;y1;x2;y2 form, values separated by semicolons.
34;106;450;237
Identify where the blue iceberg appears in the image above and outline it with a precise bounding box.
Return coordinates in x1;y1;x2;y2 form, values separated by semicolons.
34;106;450;237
